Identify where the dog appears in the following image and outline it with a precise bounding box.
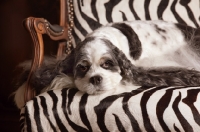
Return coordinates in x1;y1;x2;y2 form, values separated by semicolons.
14;20;200;108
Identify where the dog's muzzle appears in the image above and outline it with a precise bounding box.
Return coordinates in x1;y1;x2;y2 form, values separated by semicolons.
89;75;102;85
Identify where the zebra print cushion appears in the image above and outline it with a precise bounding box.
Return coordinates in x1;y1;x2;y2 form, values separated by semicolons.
73;0;200;43
20;86;200;132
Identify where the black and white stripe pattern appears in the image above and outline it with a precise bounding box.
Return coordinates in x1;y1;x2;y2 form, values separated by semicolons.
73;0;200;42
20;86;200;132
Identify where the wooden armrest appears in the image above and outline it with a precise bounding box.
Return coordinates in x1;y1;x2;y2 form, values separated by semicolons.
23;17;69;103
22;0;74;103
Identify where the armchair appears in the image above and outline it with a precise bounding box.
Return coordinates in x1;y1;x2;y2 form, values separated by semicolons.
23;0;200;103
20;0;200;131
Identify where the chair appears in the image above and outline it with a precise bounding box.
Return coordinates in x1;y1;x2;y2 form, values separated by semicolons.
20;0;200;131
23;0;200;103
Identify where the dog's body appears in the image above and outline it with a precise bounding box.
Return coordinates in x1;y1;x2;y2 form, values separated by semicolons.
14;20;200;108
91;20;200;70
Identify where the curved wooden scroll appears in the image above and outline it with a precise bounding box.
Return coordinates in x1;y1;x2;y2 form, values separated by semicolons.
23;0;69;103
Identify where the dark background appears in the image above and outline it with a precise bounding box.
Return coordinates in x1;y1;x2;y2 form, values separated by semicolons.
0;0;60;131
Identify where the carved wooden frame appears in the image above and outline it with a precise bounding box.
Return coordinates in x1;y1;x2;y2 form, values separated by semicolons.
23;0;72;103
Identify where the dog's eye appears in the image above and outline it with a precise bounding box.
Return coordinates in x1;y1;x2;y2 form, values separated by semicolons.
77;64;88;72
101;60;113;69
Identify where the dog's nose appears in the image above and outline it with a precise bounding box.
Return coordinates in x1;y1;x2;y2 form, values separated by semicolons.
90;75;102;85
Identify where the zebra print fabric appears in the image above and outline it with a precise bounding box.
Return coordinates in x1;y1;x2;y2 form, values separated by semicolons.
20;86;200;132
73;0;200;43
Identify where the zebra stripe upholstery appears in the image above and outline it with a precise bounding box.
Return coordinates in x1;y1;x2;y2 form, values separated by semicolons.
73;0;200;43
20;0;200;131
21;86;200;132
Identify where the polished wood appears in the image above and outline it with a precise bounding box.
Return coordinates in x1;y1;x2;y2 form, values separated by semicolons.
23;17;42;102
23;0;69;102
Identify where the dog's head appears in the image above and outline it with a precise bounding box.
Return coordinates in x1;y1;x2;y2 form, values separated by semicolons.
60;36;135;94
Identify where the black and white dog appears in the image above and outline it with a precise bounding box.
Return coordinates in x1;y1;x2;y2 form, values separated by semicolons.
14;20;200;108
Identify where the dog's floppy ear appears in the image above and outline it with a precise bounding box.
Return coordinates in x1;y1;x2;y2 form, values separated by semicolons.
111;45;138;81
101;38;138;81
30;50;75;93
30;63;58;93
111;45;166;86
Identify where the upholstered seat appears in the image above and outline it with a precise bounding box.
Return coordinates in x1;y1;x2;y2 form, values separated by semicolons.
20;0;200;131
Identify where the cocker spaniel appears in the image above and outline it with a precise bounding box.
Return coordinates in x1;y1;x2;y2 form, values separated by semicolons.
14;20;200;108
